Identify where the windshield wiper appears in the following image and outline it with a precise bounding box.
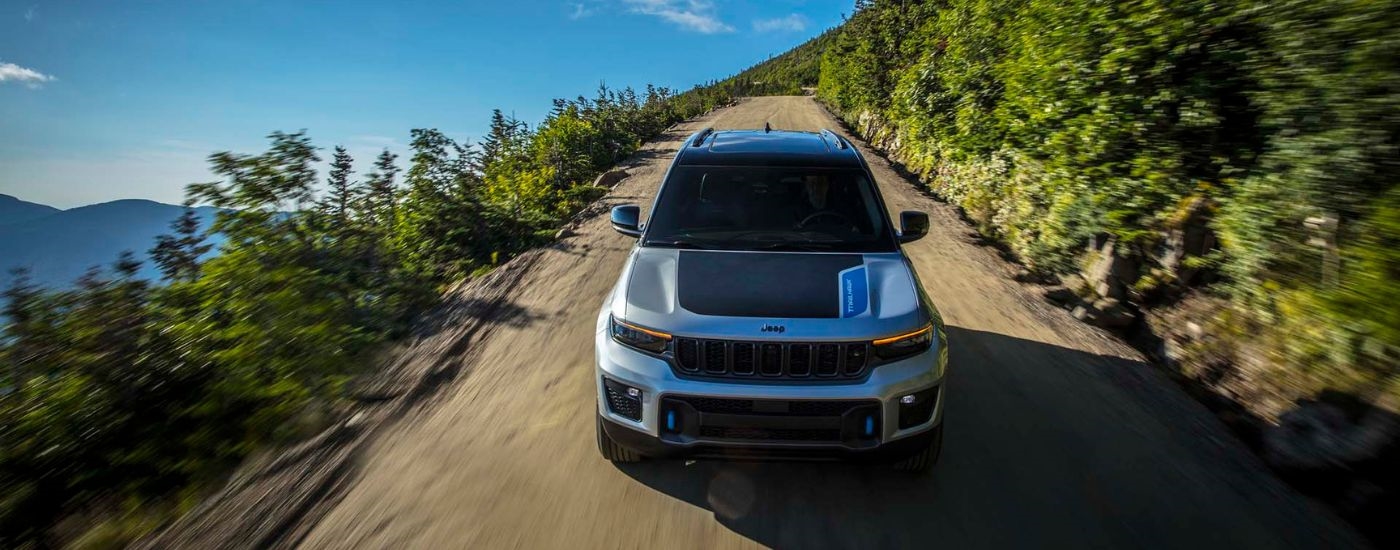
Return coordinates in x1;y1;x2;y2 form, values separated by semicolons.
750;242;836;252
645;239;713;250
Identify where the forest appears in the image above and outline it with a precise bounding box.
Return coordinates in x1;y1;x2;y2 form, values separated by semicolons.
817;0;1397;420
0;82;738;546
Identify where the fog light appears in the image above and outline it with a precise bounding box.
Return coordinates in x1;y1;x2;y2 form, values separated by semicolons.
897;386;938;430
602;377;643;422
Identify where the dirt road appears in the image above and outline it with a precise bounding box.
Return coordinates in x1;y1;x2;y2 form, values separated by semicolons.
296;97;1364;548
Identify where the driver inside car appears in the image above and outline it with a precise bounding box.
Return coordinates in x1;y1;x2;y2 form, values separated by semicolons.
793;174;839;228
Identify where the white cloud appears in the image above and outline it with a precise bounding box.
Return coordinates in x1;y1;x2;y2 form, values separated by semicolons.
753;13;807;33
623;0;733;34
568;2;595;20
0;61;55;88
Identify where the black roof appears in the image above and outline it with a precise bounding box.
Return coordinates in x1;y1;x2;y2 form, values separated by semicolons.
675;129;863;168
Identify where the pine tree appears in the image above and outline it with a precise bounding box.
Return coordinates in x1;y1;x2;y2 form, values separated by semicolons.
362;149;400;230
320;145;356;227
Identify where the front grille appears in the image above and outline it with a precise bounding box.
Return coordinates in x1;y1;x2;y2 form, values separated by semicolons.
672;338;870;381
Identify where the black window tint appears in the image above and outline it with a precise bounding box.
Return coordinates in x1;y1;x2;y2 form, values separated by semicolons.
643;167;896;252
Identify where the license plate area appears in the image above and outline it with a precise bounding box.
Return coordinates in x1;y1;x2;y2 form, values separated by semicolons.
658;395;881;448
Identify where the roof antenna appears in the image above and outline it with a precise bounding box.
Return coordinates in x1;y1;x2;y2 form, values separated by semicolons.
764;122;772;133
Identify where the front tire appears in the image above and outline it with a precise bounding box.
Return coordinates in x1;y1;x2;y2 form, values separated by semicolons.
893;422;943;473
596;411;642;463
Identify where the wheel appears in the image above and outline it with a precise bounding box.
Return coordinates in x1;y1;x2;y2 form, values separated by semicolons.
893;422;943;473
596;411;642;463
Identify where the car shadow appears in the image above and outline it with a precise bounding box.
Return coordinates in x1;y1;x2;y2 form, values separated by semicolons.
612;326;1359;549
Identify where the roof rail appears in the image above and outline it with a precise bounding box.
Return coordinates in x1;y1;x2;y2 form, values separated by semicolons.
691;127;714;147
820;128;849;150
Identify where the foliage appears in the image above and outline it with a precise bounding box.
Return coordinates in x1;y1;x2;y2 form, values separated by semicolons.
818;0;1398;399
0;79;730;545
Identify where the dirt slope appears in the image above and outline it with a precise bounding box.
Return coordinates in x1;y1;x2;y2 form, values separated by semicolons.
293;97;1364;549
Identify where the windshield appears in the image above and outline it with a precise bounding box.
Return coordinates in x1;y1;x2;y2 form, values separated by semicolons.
642;166;897;252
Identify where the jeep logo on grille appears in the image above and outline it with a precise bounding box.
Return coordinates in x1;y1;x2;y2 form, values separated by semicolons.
760;324;786;334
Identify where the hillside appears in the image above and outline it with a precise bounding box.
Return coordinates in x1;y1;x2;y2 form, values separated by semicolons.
0;194;60;227
0;199;220;290
705;27;836;97
804;0;1397;541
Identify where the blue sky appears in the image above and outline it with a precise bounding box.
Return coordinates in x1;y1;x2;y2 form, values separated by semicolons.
0;0;848;208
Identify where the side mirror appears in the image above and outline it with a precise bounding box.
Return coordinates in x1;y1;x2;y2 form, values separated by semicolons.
898;211;929;243
611;205;642;238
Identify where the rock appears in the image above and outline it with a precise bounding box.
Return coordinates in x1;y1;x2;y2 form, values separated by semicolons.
1071;305;1097;323
1092;297;1121;310
1185;321;1204;340
554;227;574;240
592;169;630;189
1043;286;1078;305
1013;268;1034;282
1095;280;1123;300
1158;197;1218;287
1083;238;1138;300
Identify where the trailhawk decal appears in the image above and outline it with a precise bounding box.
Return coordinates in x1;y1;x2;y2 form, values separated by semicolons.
838;265;870;318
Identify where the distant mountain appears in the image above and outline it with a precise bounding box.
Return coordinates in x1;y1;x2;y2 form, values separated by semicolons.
0;194;62;227
0;198;222;291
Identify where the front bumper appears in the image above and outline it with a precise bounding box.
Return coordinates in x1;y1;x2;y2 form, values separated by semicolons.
595;327;946;461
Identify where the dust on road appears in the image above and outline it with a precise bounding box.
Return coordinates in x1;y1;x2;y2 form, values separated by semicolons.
296;97;1363;549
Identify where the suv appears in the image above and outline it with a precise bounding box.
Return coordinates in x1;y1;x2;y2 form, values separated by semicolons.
594;128;948;471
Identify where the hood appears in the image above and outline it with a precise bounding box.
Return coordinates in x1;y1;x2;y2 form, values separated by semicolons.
617;248;928;341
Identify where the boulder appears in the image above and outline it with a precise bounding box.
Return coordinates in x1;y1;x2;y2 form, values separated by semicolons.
1071;305;1097;324
1158;197;1218;287
1083;238;1138;300
592;169;630;189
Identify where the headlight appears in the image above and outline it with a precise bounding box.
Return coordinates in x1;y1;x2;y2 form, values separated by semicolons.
872;324;933;361
610;315;671;353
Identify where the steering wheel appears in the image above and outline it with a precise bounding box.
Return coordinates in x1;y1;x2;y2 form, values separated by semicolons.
797;210;853;229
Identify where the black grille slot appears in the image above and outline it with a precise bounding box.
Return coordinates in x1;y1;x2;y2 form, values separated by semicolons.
843;344;868;375
816;344;840;376
676;339;700;372
703;341;727;374
759;343;783;376
788;344;812;376
732;343;755;375
676;396;754;414
668;339;870;382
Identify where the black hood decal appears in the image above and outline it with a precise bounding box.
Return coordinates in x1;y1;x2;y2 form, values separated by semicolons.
676;251;862;318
